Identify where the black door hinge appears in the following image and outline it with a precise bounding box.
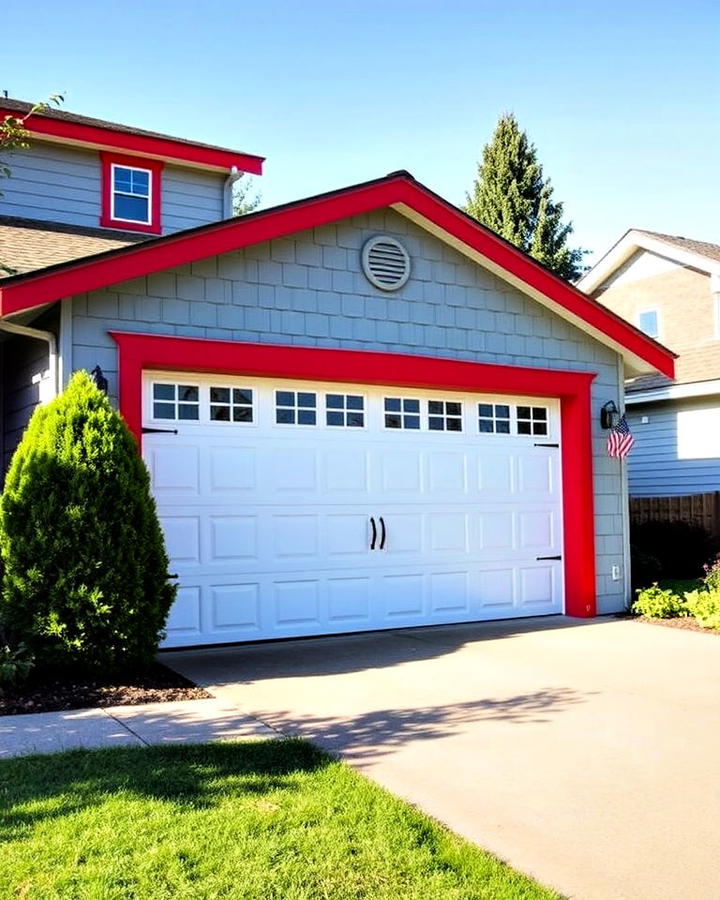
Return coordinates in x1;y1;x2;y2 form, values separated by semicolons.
536;555;562;561
534;442;559;448
142;426;178;434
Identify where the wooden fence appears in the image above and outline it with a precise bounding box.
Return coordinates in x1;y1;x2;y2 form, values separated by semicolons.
630;492;720;536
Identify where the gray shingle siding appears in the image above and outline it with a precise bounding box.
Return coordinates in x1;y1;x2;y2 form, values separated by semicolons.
1;141;225;234
67;209;627;613
627;398;720;496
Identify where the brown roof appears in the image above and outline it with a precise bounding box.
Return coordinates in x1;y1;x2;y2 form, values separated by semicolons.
636;230;720;265
0;98;262;161
627;342;720;393
0;216;146;278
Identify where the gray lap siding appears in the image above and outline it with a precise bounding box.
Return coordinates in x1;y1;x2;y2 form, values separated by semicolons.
67;209;627;612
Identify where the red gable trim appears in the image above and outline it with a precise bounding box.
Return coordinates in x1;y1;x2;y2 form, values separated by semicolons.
0;105;264;175
112;331;597;619
0;173;674;379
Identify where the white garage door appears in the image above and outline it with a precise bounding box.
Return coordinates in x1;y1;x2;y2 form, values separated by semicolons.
143;372;564;648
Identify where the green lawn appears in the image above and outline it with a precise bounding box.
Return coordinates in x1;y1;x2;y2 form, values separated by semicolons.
0;739;562;900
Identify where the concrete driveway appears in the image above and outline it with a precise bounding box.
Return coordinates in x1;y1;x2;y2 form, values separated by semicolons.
165;616;720;900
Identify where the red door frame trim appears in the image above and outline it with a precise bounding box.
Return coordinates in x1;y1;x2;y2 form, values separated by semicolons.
111;331;598;619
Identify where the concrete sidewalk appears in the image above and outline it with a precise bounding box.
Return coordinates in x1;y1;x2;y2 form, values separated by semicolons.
0;697;277;758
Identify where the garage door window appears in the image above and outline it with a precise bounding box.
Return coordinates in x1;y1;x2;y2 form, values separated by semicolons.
210;387;254;423
152;383;200;420
384;397;421;430
428;400;463;432
276;390;317;425
326;393;365;427
478;403;511;434
517;406;548;436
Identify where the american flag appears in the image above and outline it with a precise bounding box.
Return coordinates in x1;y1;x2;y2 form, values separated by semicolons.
607;414;635;459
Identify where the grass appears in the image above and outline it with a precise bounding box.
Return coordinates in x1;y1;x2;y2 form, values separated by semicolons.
0;739;562;900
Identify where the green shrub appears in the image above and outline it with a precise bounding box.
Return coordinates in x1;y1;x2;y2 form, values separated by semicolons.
0;641;34;689
632;584;687;619
0;371;176;672
703;553;720;592
684;588;720;631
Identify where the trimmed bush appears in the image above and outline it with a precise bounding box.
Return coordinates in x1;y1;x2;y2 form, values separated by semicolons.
0;371;176;671
684;589;720;631
632;584;687;619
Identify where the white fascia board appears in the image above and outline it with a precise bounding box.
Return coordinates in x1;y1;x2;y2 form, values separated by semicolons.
395;205;657;377
626;378;720;405
578;230;720;295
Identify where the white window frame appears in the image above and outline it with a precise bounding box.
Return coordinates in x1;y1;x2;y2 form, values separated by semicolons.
637;308;660;339
110;163;153;226
324;392;367;429
151;381;201;422
208;384;255;425
382;396;422;431
274;389;319;427
477;402;512;435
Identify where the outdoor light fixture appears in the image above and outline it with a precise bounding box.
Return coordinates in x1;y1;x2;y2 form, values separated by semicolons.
91;365;108;394
600;400;620;430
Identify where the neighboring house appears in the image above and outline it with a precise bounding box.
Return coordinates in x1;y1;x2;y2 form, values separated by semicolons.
579;230;720;498
0;99;673;648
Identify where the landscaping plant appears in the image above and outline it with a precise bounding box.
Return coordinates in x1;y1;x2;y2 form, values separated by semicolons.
684;588;720;631
632;584;687;619
0;371;175;672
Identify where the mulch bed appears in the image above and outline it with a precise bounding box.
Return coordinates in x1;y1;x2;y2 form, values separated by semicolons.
619;613;719;635
0;662;212;717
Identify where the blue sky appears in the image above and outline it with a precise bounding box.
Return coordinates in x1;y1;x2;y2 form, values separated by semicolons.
3;0;718;262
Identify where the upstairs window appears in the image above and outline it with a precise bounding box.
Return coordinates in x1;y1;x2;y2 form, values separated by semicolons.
638;309;659;339
100;152;163;234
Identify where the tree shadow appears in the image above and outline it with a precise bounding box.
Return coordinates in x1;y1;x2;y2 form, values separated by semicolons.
248;686;590;766
163;616;608;687
0;738;327;839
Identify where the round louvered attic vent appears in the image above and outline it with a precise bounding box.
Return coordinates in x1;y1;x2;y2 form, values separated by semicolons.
361;236;411;291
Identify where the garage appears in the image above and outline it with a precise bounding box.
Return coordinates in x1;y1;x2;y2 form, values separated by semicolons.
144;371;563;647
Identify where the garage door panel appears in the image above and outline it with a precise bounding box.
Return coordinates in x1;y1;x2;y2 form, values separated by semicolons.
150;445;200;493
211;584;261;634
272;515;319;559
145;375;564;646
273;580;321;629
209;516;258;562
429;572;469;615
160;516;201;564
478;568;515;611
326;514;373;558
327;577;372;625
427;452;467;494
209;446;256;492
165;585;202;637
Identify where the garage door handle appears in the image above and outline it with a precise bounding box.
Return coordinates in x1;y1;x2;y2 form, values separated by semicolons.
370;517;377;550
379;516;386;550
536;555;562;561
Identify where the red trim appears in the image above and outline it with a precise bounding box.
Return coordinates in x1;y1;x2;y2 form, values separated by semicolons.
0;172;675;380
110;332;598;619
0;105;264;174
100;152;163;235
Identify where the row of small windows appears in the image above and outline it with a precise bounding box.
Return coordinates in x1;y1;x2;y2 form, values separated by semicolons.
152;384;548;435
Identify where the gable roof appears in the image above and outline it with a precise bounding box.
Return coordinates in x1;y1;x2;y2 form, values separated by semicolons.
0;98;264;174
0;171;675;379
0;216;147;277
578;228;720;295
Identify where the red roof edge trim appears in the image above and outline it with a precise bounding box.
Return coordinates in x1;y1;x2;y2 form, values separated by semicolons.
392;181;675;380
0;172;675;380
0;105;264;174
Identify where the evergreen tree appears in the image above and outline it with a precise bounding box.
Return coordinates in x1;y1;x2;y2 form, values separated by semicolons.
0;371;175;672
465;113;586;281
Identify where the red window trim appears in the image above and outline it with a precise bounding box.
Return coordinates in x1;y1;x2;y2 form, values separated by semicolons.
100;152;163;234
110;332;598;619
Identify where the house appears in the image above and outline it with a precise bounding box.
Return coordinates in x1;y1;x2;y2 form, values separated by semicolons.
578;229;720;498
0;99;674;647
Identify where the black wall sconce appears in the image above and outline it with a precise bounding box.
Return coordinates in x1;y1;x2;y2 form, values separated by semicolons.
600;400;620;430
91;365;108;394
